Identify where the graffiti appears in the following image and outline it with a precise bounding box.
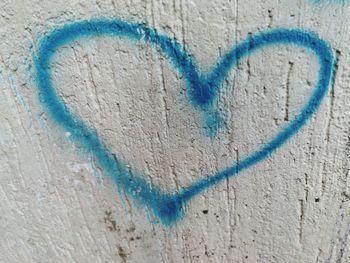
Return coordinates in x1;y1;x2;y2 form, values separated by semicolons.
308;0;348;5
34;19;334;225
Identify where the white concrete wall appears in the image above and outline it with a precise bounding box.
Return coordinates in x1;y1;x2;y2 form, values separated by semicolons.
1;0;350;262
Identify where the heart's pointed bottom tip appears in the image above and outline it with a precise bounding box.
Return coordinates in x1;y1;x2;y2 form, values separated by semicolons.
153;194;185;226
119;172;186;225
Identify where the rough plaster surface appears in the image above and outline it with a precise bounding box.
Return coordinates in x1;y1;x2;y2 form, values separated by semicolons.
1;0;350;262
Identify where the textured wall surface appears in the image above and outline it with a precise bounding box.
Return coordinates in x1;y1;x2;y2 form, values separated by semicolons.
1;0;350;262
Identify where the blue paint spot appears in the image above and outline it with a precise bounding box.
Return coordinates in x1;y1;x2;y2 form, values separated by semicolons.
308;0;348;5
33;18;334;225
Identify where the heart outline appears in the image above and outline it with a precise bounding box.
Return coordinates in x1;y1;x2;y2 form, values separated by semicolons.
34;19;334;225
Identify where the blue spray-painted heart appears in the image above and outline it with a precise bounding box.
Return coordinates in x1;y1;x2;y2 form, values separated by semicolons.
34;19;334;225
